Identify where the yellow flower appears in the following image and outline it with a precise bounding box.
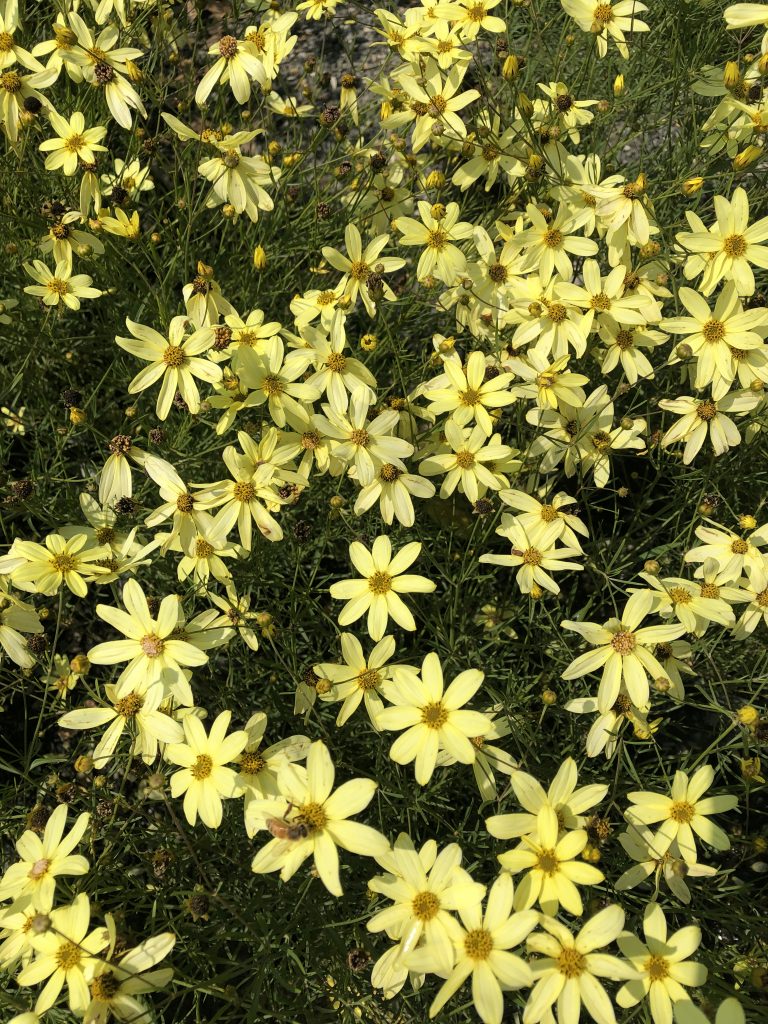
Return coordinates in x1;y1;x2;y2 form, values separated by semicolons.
329;535;435;641
425;350;515;435
16;894;109;1015
116;315;221;420
39;111;106;175
408;873;537;1024
625;764;738;864
10;532;108;597
497;806;604;916
250;740;388;896
396;200;474;283
377;651;492;785
166;710;248;828
0;805;90;911
524;905;638;1024
23;259;101;311
617;903;707;1024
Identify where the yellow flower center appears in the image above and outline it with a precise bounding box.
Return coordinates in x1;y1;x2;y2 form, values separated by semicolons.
756;587;768;608
488;262;508;282
64;133;87;153
50;553;77;572
616;329;634;350
557;946;586;978
669;800;695;823
349;260;371;281
591;430;612;451
668;587;692;605
412;890;440;921
234;481;255;502
723;234;747;258
536;848;559;875
731;538;749;554
0;31;14;51
191;754;213;780
426;227;449;251
176;493;195;513
467;2;488;22
429;94;448;116
301;430;320;450
0;70;22;93
590;291;611;311
239;751;266;775
543;228;563;248
455;449;476;469
464;928;494;960
547;303;568;323
699;582;719;599
611;630;637;655
91;971;120;1000
139;634;165;658
421;701;448;728
47;278;70;297
219;35;239;59
350;428;370;448
326;352;347;372
163;345;186;367
116;691;144;718
28;858;51;880
522;547;542;566
702;319;726;344
195;538;214;558
299;801;327;831
357;668;381;691
645;954;671;981
368;571;392;595
696;399;717;421
379;463;401;482
56;940;83;971
459;387;481;407
540;503;559;523
262;374;285;396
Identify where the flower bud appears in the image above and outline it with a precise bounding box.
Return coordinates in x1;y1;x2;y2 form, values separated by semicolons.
502;55;520;80
733;145;763;171
613;74;625;96
682;176;704;195
517;92;534;118
253;245;267;270
737;705;760;727
724;61;742;90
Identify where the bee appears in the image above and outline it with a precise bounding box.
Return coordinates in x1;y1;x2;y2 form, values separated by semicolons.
266;804;311;842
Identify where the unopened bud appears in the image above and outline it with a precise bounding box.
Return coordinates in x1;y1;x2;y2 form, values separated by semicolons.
613;74;625;96
724;61;742;90
253;245;267;269
682;176;704;196
502;55;520;80
733;145;763;171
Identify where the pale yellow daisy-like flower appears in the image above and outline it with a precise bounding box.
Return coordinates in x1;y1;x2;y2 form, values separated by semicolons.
396;200;474;283
419;420;515;504
498;805;604;916
116;315;221;421
23;259;101;311
408;873;537;1024
237;712;310;837
322;223;405;316
676;187;768;296
86;579;208;697
425;350;515;435
84;924;175;1024
561;591;686;712
377;652;492;785
617;902;707;1024
663;284;768;397
16;894;109;1016
165;710;248;828
315;632;405;729
615;823;717;903
684;521;768;582
625;764;738;864
39;111;107;175
560;0;649;57
487;757;608;842
329;535;435;641
0;805;89;911
195;32;263;106
250;739;389;896
58;680;183;768
480;518;584;595
0;578;43;669
367;834;486;976
10;532;108;598
659;391;760;463
523;905;638;1024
